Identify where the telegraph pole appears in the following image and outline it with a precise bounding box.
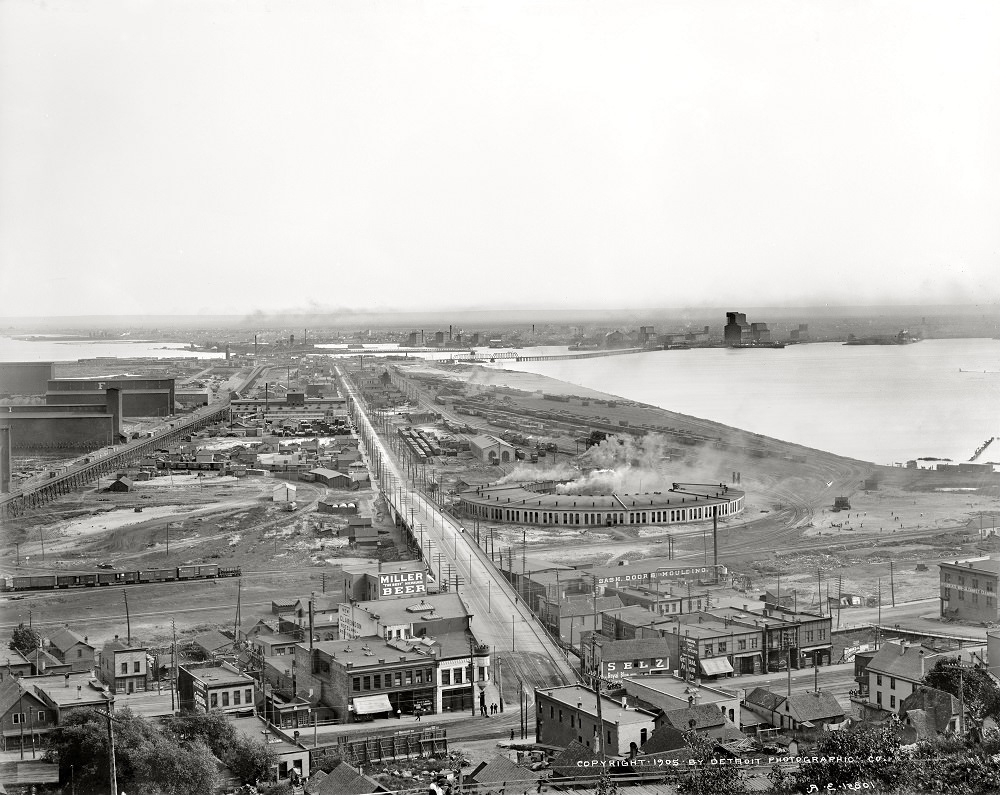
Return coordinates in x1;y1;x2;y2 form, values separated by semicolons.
123;590;131;646
104;694;118;795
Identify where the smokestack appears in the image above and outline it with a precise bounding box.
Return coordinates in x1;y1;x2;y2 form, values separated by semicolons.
449;325;452;341
105;387;122;441
0;426;10;494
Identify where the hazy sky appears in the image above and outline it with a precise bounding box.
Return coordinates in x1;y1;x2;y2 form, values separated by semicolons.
1;0;998;317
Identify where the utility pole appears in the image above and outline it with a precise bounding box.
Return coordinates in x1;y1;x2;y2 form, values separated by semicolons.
123;590;131;646
171;618;177;712
876;579;882;650
104;694;118;795
817;567;823;616
890;561;896;607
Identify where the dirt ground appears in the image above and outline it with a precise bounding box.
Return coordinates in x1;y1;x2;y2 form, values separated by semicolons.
5;363;1000;652
398;360;1000;629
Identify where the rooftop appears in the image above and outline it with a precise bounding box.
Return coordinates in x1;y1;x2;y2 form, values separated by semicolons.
26;672;109;707
623;675;736;703
461;484;742;513
347;593;470;625
538;684;657;726
867;642;948;681
182;662;254;686
47;626;92;653
940;557;1000;576
311;637;435;667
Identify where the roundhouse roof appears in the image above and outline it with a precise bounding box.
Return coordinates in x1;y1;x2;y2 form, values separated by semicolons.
459;482;743;511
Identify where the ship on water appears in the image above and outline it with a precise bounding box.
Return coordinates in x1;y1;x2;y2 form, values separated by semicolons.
844;329;922;346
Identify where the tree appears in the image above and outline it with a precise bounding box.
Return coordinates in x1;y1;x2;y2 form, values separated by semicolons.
9;622;40;655
907;735;1000;795
46;707;218;795
225;733;277;785
676;731;746;795
924;657;1000;722
160;709;275;785
793;722;909;793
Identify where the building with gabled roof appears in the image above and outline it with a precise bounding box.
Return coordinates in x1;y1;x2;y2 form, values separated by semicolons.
657;703;742;740
0;649;33;681
191;630;234;659
865;642;949;714
46;627;95;674
0;677;56;752
744;686;846;732
310;760;386;794
900;686;964;737
623;674;740;727
467;756;544;794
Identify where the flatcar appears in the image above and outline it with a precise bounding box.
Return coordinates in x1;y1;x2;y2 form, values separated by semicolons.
1;565;240;592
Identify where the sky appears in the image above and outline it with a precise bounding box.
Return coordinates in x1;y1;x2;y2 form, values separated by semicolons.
1;0;998;318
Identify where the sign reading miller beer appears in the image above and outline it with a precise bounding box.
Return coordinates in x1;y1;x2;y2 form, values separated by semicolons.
378;569;427;598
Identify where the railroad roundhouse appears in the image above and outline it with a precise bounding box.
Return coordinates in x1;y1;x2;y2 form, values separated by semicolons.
458;481;744;528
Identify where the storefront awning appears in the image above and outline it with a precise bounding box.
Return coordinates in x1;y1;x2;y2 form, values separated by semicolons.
352;694;393;715
732;651;763;658
799;645;831;653
698;657;734;676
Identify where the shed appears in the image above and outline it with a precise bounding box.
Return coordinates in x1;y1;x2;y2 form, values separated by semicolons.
106;477;133;493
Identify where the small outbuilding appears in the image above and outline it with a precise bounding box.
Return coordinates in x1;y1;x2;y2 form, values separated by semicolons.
106;476;134;493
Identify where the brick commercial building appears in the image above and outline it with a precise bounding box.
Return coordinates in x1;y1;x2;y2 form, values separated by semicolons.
291;631;491;720
939;557;1000;622
178;661;257;713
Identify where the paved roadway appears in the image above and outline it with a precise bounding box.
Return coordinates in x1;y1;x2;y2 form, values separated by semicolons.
336;366;578;708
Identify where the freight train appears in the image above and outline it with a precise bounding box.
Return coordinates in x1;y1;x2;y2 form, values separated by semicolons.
1;564;241;592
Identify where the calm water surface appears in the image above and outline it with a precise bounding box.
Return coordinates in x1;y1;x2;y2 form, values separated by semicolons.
490;339;1000;465
0;337;224;361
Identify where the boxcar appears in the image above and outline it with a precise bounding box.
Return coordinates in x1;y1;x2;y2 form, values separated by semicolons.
123;571;139;584
138;569;175;583
79;574;98;587
97;572;129;585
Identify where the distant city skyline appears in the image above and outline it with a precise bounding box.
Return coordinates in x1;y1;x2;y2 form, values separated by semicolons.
2;0;998;317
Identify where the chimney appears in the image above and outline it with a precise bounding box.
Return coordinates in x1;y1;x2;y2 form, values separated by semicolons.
919;649;925;675
900;642;907;656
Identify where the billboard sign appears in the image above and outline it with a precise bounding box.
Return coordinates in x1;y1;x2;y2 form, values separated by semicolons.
602;656;670;680
378;569;427;598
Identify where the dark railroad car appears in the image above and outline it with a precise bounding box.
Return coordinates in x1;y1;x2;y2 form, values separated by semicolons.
177;565;219;579
97;571;131;585
138;569;176;583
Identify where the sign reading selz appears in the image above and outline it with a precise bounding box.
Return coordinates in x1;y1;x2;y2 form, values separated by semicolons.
602;657;670;680
379;570;427;598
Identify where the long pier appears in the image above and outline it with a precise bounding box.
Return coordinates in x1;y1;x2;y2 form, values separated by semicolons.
467;347;648;363
0;402;230;520
0;365;267;520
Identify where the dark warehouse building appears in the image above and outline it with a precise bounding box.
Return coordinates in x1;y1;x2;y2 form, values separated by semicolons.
0;362;55;395
1;388;125;451
46;377;175;417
